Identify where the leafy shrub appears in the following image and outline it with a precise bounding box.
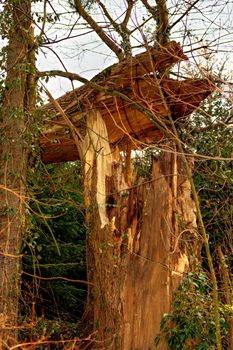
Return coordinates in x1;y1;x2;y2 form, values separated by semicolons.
155;272;230;349
22;161;87;321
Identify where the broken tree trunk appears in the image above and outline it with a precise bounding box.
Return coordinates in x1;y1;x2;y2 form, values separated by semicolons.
38;41;214;350
83;112;199;350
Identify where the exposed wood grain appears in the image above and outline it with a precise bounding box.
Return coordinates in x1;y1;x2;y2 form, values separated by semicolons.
39;42;215;164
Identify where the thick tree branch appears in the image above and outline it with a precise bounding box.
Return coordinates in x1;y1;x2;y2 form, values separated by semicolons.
96;0;121;34
140;0;158;19
73;0;124;61
121;0;134;28
96;0;132;56
155;0;169;46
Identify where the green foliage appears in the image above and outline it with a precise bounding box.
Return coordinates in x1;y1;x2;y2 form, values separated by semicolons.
133;148;161;180
186;91;233;286
19;318;82;349
22;161;87;322
155;272;230;350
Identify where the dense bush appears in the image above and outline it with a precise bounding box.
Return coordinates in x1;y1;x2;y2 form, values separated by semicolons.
21;161;87;327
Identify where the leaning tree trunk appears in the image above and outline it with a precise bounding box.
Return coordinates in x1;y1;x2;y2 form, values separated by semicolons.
83;112;199;350
0;1;35;348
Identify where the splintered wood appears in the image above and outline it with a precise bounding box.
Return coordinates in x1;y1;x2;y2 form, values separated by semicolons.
37;42;215;350
83;110;113;228
88;151;199;350
40;41;215;164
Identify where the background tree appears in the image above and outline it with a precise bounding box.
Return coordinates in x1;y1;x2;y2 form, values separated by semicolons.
0;1;36;347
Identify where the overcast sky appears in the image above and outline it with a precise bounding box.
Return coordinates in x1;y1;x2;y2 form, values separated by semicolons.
36;0;233;98
1;1;232;98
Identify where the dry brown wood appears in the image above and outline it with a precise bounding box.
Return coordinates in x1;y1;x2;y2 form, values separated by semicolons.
86;152;199;349
40;78;214;163
39;42;215;164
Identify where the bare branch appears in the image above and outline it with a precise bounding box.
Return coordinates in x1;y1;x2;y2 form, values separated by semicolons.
73;0;124;60
96;0;132;56
96;0;121;34
169;0;200;31
140;0;158;19
41;82;84;157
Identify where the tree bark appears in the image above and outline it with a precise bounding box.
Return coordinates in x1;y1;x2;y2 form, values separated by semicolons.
0;1;35;347
84;135;199;349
